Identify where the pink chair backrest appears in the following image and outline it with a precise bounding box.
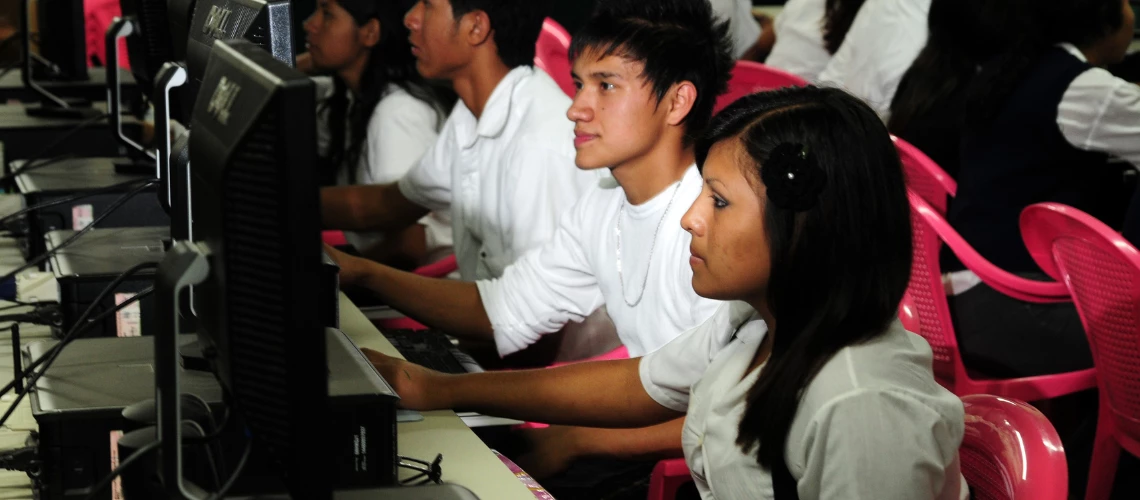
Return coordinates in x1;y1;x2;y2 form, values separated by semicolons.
87;0;129;68
904;190;961;382
907;190;1069;303
322;230;348;247
905;190;1072;384
959;394;1068;500
894;136;957;214
1021;203;1140;446
713;61;806;114
534;18;575;98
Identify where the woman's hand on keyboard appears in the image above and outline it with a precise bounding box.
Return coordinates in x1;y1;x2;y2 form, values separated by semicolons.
362;347;448;410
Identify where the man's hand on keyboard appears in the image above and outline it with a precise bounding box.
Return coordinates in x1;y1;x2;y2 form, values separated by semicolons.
323;243;369;287
362;347;447;411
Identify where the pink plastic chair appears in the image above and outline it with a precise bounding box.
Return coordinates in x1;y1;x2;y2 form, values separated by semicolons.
713;61;807;114
647;458;690;500
534;18;575;98
960;394;1069;500
1020;203;1140;500
902;190;1095;401
88;0;129;68
322;230;348;247
894;136;957;214
646;394;1071;500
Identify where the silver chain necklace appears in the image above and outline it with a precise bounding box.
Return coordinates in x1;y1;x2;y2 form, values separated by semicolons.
615;180;684;307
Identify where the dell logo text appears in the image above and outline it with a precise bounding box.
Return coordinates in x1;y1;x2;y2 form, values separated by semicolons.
207;76;242;125
202;5;233;39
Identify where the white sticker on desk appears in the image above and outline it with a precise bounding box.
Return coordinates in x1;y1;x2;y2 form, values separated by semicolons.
72;204;94;231
109;430;124;500
115;293;142;338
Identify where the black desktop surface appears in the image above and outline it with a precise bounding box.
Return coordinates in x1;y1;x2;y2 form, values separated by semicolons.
15;157;168;260
46;226;168;277
0;68;141;104
28;335;222;415
13;156;157;193
0;103;140;160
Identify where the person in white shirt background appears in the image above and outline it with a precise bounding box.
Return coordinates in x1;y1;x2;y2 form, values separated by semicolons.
815;0;931;119
327;0;732;494
762;0;830;80
708;0;775;61
320;0;598;283
943;1;1139;495
302;0;456;269
362;86;968;500
761;0;927;114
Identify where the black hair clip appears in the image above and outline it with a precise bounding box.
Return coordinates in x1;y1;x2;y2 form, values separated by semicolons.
760;142;826;212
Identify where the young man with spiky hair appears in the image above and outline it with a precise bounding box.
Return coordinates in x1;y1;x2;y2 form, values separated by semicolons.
327;0;735;491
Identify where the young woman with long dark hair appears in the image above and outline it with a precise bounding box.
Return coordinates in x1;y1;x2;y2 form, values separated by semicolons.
887;0;1022;177
361;86;966;499
306;0;456;267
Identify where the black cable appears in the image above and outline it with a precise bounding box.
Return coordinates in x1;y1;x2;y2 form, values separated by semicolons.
0;445;36;472
0;303;60;326
0;275;155;403
0;177;156;228
205;437;252;500
80;439;161;500
0;287;154;428
0;180;158;287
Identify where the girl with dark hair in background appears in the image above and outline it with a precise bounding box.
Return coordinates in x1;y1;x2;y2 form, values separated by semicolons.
946;0;1138;381
361;86;967;500
888;0;1022;177
305;0;456;268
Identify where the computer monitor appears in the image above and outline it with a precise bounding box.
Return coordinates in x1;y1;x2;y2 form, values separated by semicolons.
169;38;328;498
156;0;293;238
18;0;102;116
184;0;294;115
32;0;87;81
168;0;198;61
118;0;179;91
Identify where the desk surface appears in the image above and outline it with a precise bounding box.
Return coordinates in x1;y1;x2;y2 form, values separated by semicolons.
0;230;532;499
338;295;536;500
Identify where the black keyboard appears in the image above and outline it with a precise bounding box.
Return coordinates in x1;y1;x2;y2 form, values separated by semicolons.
382;329;482;375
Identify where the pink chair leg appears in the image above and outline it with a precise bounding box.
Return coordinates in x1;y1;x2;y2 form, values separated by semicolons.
647;458;692;500
1085;411;1122;500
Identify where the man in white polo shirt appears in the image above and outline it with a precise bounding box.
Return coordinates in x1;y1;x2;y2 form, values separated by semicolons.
321;0;599;281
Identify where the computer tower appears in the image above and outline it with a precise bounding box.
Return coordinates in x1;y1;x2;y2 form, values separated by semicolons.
45;227;168;338
15;157;168;260
27;336;225;500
